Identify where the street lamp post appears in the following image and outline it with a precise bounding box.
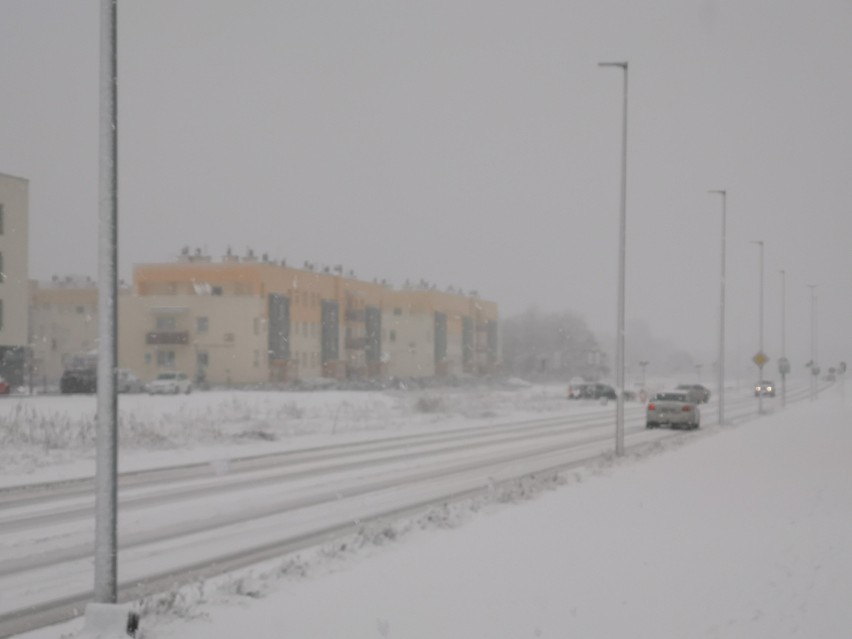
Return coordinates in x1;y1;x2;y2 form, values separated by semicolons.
708;190;726;425
639;360;649;388
751;240;765;414
598;60;628;457
94;0;119;605
779;269;787;408
808;284;818;401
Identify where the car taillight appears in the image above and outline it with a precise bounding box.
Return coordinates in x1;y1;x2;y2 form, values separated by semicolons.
648;403;656;410
682;405;691;412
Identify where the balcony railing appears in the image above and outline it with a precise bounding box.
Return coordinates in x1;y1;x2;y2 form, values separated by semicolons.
146;331;190;345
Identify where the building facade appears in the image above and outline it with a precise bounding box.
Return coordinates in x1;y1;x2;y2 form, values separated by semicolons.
120;251;500;385
29;277;99;385
0;173;30;385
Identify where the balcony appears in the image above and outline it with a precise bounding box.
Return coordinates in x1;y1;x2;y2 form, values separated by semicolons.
146;331;190;345
345;336;367;350
345;309;366;322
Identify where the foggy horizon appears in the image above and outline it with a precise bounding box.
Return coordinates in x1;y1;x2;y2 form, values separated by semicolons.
2;0;850;373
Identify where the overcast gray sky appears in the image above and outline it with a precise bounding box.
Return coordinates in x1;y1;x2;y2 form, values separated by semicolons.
1;0;850;376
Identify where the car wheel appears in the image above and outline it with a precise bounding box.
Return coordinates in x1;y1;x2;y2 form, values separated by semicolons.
646;422;656;429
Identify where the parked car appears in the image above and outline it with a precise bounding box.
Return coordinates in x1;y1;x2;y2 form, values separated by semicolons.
646;391;700;430
147;372;192;395
567;382;616;400
754;380;776;397
60;367;97;394
0;376;10;395
117;369;145;393
675;383;711;404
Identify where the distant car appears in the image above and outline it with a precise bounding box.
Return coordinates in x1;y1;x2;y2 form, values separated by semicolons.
567;382;616;400
147;372;192;395
0;376;10;395
675;383;711;404
117;369;145;393
60;367;97;394
646;391;700;430
754;380;776;397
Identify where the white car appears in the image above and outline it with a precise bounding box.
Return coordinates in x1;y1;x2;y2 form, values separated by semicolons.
147;372;192;395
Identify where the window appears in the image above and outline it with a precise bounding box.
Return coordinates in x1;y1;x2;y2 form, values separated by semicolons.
197;351;209;368
0;299;3;330
211;286;223;296
156;316;176;331
394;307;402;316
145;353;152;365
0;252;4;283
156;350;175;368
197;316;209;333
390;329;396;343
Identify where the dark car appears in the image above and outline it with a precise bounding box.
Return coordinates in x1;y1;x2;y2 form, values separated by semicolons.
568;382;617;400
60;367;97;394
675;384;711;404
754;380;776;397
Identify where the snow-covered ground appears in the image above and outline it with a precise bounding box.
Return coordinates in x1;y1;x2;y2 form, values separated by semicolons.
9;380;849;638
0;382;618;488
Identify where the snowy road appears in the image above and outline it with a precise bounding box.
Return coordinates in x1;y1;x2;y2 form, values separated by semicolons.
0;383;816;636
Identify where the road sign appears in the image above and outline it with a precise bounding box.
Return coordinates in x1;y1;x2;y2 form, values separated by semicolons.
753;351;769;367
778;357;790;375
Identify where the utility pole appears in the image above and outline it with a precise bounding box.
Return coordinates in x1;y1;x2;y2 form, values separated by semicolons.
598;61;629;457
751;240;765;414
808;284;818;401
708;190;726;425
779;270;788;408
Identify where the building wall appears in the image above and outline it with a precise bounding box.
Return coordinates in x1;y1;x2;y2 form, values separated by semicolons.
128;255;500;384
382;306;435;378
29;280;99;384
119;293;269;386
0;173;29;348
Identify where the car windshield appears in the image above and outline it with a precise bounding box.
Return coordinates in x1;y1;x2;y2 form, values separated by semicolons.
654;393;688;402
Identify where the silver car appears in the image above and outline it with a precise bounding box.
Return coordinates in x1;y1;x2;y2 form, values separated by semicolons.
646;391;700;430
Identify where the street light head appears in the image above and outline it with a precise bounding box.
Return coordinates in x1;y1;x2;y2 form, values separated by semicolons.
598;61;628;69
708;189;726;196
751;240;764;246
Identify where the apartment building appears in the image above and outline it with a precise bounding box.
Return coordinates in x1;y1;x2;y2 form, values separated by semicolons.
29;277;99;385
0;173;29;385
120;250;500;385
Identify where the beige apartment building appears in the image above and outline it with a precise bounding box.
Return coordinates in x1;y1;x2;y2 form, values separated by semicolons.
120;251;500;385
0;173;30;385
29;278;99;385
32;250;500;387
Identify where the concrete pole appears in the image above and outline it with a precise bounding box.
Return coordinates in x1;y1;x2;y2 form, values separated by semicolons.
94;0;119;604
708;190;726;425
599;61;628;457
752;240;764;414
780;269;786;408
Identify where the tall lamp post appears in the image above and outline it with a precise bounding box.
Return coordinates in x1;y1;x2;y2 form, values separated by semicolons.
751;240;765;414
639;360;649;388
708;190;726;424
808;284;818;401
95;0;119;605
779;269;788;408
598;60;628;457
